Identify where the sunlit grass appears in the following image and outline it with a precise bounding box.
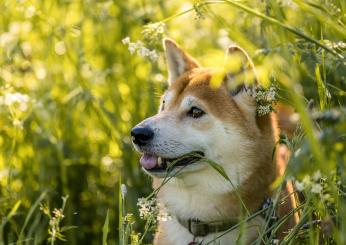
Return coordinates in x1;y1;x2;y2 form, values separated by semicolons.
0;0;345;244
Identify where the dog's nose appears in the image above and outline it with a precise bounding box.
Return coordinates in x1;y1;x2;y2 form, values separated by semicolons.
131;127;154;146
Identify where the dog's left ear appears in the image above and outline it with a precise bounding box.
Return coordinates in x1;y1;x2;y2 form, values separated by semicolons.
163;38;200;85
223;45;258;98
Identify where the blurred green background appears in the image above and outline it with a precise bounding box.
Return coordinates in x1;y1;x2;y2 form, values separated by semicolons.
0;0;345;244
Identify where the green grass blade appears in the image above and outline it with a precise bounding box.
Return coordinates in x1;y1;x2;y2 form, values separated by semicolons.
315;65;331;110
17;191;47;244
118;179;124;245
204;159;230;181
102;209;110;245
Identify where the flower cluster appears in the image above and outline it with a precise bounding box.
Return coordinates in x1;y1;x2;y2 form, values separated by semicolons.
137;197;171;222
137;197;159;220
255;85;277;116
321;40;346;53
0;21;32;53
142;22;165;45
122;37;158;61
0;92;30;111
40;196;69;243
0;91;32;129
295;170;333;203
48;208;65;238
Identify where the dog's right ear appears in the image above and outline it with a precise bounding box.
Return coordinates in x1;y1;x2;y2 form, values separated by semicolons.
163;38;200;85
223;45;258;97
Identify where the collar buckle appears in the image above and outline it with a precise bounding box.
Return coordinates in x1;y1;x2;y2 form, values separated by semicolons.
188;219;209;237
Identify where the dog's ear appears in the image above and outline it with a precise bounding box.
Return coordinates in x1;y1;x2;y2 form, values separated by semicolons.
223;45;258;98
163;38;200;85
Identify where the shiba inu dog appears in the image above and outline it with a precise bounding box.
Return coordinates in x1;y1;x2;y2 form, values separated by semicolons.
131;38;298;245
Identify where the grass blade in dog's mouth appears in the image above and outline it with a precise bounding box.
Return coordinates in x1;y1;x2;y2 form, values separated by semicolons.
140;151;204;172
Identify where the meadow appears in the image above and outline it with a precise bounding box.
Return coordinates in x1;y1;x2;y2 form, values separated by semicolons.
0;0;345;244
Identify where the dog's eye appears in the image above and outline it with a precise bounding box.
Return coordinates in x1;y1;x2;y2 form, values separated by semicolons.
187;107;205;118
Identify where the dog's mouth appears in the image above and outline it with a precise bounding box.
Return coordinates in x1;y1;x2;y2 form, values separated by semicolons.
140;151;204;175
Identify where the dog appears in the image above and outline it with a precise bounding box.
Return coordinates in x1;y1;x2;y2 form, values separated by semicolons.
131;38;298;244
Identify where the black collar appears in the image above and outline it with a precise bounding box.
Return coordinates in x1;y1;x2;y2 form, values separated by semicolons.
176;198;277;237
177;217;239;237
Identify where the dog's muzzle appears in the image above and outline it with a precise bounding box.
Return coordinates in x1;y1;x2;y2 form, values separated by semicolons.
131;125;205;178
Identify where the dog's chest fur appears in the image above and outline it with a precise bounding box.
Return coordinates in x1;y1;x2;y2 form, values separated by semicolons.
153;177;268;245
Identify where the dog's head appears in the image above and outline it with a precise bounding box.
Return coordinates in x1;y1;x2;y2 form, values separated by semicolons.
131;39;275;191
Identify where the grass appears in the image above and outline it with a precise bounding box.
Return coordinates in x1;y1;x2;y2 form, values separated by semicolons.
0;0;345;244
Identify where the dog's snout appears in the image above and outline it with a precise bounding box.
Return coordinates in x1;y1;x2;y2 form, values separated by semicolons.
131;126;154;146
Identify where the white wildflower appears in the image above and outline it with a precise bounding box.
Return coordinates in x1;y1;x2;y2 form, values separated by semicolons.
9;22;21;35
53;208;65;219
137;46;150;57
54;41;66;55
35;67;47;80
0;32;17;48
123;38;158;61
311;183;323;194
312;170;322;181
128;42;137;54
295;174;312;191
271;239;280;245
121;184;127;200
101;155;113;167
144;22;165;36
49;217;57;227
21;42;32;57
122;37;130;45
25;6;36;18
2;92;30;111
295;180;305;191
12;119;23;129
148;50;158;61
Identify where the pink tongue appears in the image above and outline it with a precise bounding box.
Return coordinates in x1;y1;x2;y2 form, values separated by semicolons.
140;154;158;169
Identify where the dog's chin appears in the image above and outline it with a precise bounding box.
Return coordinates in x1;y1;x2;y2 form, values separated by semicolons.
138;151;205;179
